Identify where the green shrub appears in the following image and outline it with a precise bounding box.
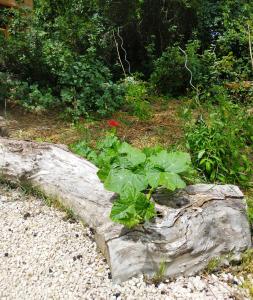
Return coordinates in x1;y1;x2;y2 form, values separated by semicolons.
0;4;124;119
123;76;151;120
150;35;253;98
150;44;186;95
150;41;203;95
59;55;125;120
71;134;192;228
0;74;56;113
185;95;253;187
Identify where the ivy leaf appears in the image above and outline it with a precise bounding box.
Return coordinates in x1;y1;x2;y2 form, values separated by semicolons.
150;151;191;173
159;172;186;191
119;142;146;167
104;169;148;194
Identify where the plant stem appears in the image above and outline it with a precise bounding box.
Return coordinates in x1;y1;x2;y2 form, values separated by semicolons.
147;187;155;201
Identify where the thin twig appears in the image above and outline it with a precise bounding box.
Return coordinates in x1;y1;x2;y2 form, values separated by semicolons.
178;46;200;106
117;27;131;75
113;29;126;77
247;24;253;70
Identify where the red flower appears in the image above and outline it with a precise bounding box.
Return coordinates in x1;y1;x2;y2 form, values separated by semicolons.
108;119;120;127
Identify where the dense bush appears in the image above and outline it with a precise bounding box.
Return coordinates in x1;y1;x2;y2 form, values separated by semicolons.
150;44;187;95
0;4;124;118
1;0;253;119
123;76;151;120
58;56;125;119
150;41;214;95
184;93;253;187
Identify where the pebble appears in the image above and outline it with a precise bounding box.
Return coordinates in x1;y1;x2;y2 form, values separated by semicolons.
0;184;250;300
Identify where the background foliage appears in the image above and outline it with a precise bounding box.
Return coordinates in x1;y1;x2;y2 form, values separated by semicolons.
0;0;253;189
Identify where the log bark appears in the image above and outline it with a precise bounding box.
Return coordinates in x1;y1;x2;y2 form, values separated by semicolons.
0;138;251;283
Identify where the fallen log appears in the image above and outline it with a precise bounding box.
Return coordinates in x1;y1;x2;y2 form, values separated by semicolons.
0;138;251;282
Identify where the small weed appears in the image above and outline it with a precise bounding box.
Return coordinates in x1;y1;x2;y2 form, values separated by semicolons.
206;250;253;297
242;280;253;299
238;250;253;298
34;137;52;143
62;207;76;222
152;261;167;285
246;193;253;230
21;185;76;222
205;257;222;273
19;182;54;207
239;250;253;274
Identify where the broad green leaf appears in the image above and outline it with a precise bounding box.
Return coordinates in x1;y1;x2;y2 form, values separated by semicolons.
104;169;148;194
110;187;156;228
119;142;146;166
159;172;186;191
117;156;133;169
96;148;118;166
145;168;161;188
120;184;140;199
118;142;133;153
110;197;140;228
97;165;111;181
97;134;120;150
135;193;156;221
142;146;163;158
150;150;191;173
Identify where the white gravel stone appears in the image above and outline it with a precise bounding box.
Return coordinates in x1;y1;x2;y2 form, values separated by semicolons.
0;183;250;300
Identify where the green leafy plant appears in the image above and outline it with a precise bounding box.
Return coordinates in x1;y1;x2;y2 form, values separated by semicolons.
123;76;151;120
246;194;253;229
150;41;203;95
0;3;125;120
71;133;192;228
151;260;167;285
185;96;253;187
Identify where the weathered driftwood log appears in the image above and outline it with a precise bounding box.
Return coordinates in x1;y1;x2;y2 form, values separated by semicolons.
0;138;251;282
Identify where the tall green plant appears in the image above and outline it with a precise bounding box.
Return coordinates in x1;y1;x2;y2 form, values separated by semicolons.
184;94;253;187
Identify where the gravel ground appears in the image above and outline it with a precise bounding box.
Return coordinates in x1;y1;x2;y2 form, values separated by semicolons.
0;183;250;300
